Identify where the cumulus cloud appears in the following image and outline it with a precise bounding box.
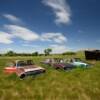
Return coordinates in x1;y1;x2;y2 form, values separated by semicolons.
50;44;68;53
22;44;40;48
0;31;13;44
4;25;39;41
1;24;67;47
3;14;21;23
42;0;71;25
41;33;67;43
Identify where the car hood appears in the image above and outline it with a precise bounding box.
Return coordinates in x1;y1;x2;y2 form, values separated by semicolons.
16;65;45;76
72;62;88;65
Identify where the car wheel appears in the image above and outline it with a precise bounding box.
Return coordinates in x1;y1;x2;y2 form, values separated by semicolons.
43;70;46;73
20;74;26;79
65;67;72;71
55;67;59;69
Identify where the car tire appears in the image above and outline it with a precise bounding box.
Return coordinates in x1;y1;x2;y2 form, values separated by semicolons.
64;67;70;70
55;67;59;69
20;74;26;79
43;70;46;73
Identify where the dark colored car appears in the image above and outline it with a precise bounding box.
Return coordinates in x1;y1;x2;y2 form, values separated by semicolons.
42;58;75;70
53;63;75;70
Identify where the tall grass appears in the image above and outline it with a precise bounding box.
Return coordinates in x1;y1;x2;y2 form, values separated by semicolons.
0;55;100;100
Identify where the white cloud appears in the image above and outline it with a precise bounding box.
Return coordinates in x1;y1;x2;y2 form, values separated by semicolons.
41;33;67;43
3;14;21;23
22;44;40;48
4;25;39;41
50;44;68;53
42;0;71;25
0;31;13;44
2;24;67;44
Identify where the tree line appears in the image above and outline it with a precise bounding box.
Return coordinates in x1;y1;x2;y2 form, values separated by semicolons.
0;48;52;56
0;48;76;56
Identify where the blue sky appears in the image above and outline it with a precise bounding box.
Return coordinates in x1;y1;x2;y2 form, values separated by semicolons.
0;0;100;53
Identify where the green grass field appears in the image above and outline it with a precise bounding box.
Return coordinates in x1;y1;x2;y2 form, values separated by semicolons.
0;55;100;100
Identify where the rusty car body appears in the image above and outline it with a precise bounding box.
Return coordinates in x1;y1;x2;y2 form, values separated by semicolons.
4;60;45;79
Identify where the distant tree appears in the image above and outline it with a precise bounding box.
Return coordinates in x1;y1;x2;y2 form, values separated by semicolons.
32;52;39;56
39;54;44;56
44;48;52;56
5;51;16;56
62;52;76;55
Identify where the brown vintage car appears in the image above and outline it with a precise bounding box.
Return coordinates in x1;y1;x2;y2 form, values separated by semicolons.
4;60;45;79
41;58;75;70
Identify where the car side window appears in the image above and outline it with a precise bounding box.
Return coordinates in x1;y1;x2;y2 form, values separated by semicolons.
27;60;34;65
17;61;26;67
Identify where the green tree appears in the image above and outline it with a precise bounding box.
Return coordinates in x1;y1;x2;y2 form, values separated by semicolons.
32;52;39;56
5;51;16;56
44;48;52;56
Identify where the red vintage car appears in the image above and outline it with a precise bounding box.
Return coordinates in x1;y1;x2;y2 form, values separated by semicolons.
4;60;45;79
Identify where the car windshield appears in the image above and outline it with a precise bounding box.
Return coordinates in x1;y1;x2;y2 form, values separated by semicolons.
17;61;27;67
17;60;34;67
27;60;34;65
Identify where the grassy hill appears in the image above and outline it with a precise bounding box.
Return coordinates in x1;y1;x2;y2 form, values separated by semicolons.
0;55;100;100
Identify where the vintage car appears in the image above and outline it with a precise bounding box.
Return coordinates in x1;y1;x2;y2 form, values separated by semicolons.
4;60;45;79
52;63;75;70
41;58;53;65
70;58;89;67
42;58;75;70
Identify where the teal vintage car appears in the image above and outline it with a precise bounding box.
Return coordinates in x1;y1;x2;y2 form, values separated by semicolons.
70;58;89;67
